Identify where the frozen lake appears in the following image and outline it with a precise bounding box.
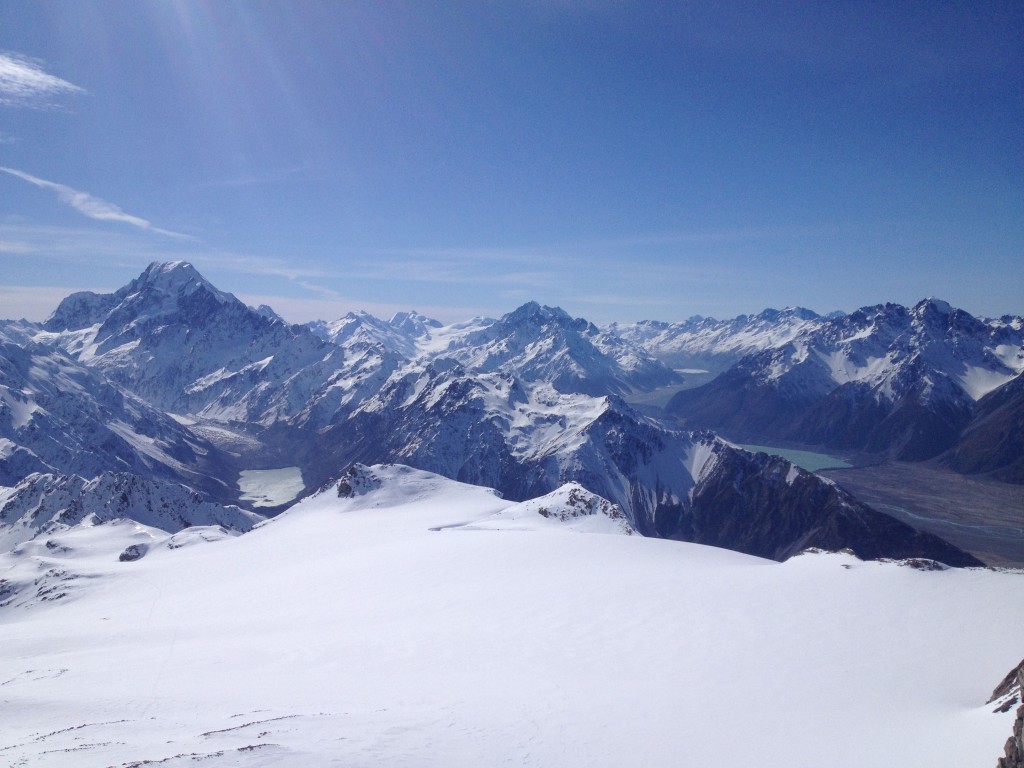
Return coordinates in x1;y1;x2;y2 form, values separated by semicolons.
238;466;305;507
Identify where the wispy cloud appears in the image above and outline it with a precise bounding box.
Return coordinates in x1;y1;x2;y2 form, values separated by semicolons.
345;258;558;289
200;251;326;281
0;221;332;285
199;165;319;189
0;167;194;239
567;224;839;250
0;239;36;254
570;293;674;308
0;52;84;108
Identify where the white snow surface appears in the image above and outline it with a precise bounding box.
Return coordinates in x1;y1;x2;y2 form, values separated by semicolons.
1;464;1020;768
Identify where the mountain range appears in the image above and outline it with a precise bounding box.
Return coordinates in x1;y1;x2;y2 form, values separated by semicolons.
631;300;1024;468
3;261;1020;566
2;261;1021;766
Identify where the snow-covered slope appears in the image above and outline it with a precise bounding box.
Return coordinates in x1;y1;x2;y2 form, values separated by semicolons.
307;309;441;359
332;466;634;535
0;466;1019;767
0;328;227;492
610;306;826;372
667;299;1024;460
292;341;406;428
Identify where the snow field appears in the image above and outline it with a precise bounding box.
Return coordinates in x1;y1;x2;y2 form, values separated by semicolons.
1;468;1021;767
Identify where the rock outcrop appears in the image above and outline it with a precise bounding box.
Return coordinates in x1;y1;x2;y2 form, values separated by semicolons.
992;659;1024;768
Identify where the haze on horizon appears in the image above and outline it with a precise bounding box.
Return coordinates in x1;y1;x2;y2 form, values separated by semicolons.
1;2;1021;325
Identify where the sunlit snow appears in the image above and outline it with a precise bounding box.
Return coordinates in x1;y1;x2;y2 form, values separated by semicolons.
0;465;1020;767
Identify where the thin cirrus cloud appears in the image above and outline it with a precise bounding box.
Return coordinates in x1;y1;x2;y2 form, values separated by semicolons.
0;167;193;240
0;52;83;108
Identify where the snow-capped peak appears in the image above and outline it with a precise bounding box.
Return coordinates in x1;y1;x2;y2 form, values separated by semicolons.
913;296;954;317
252;304;286;323
389;310;442;337
127;260;235;307
454;482;635;535
43;261;234;334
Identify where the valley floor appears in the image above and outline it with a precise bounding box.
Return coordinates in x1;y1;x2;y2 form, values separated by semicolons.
820;462;1024;567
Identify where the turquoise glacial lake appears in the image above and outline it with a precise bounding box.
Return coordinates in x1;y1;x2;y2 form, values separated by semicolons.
738;444;852;472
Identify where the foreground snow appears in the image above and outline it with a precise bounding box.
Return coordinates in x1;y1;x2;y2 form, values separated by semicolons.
1;466;1020;767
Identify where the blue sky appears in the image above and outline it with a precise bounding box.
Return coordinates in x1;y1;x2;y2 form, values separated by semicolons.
1;1;1021;324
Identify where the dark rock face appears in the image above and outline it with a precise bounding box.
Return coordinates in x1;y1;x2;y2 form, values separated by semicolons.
665;360;816;442
334;464;383;498
667;364;974;462
0;471;260;542
682;448;984;565
994;660;1024;768
948;373;1024;484
118;543;148;562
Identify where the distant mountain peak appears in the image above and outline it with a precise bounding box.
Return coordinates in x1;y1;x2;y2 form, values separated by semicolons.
143;259;199;277
506;301;571;324
388;310;442;336
497;302;603;339
786;306;821;320
133;261;228;302
43;261;235;333
913;297;954;316
753;307;821;323
252;304;285;323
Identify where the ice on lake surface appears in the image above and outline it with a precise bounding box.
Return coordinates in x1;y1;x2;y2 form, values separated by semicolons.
238;467;305;507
